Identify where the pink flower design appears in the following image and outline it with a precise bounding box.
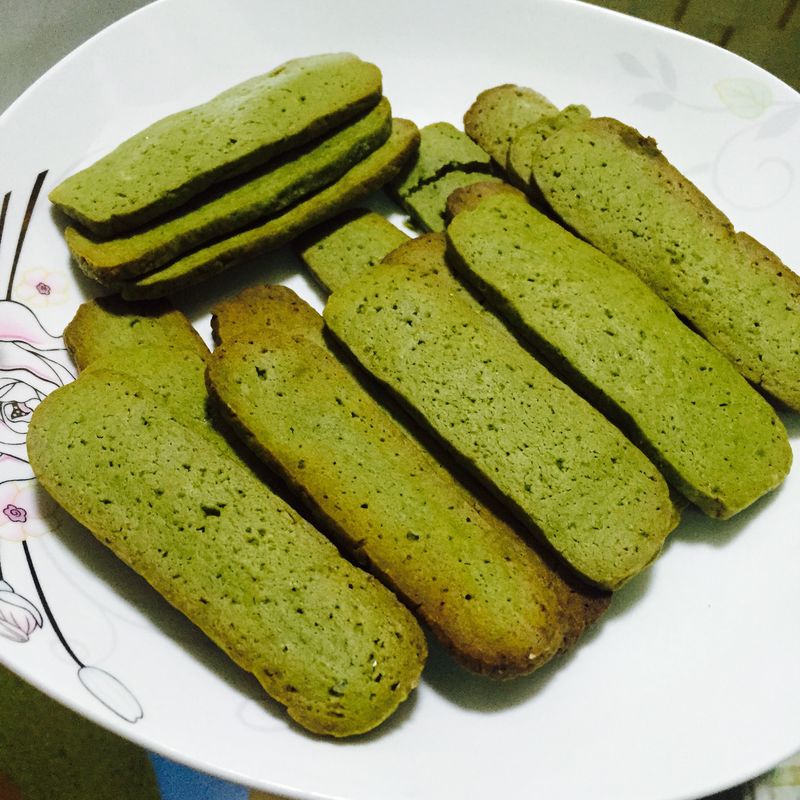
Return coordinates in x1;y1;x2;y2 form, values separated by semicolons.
17;268;68;306
2;504;26;523
0;483;59;541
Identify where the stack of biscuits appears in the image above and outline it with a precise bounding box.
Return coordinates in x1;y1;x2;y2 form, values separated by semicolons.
49;53;419;299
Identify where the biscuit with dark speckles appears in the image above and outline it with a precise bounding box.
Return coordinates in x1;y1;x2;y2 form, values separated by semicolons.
390;122;497;232
295;208;408;293
64;295;207;371
533;116;800;411
463;84;558;167
447;192;792;517
324;244;679;590
27;371;426;737
119;118;419;299
208;285;610;674
65;100;392;281
50;53;383;236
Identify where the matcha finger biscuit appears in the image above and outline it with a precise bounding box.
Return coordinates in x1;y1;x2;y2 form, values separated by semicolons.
27;371;426;737
447;192;792;518
65;99;393;282
389;122;498;232
65;296;277;479
50;53;383;236
212;282;329;347
532;116;800;411
208;285;609;675
294;223;610;635
399;170;503;232
295;208;409;293
81;347;253;470
120;118;419;299
63;294;208;370
444;180;527;222
463;84;558;167
324;240;679;590
391;121;494;200
505;103;590;194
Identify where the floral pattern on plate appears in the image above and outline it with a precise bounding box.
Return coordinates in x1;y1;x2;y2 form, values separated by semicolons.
0;172;142;724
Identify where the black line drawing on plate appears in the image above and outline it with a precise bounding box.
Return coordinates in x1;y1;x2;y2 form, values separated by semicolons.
0;171;143;723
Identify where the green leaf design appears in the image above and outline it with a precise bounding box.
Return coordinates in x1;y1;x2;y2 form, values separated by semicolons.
714;78;773;119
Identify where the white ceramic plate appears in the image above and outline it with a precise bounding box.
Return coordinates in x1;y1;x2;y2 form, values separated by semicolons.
1;1;798;798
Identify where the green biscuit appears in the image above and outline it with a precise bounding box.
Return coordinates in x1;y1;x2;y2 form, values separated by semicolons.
65;297;272;478
506;104;590;190
381;232;447;270
463;84;558;167
392;122;493;199
444;179;527;220
50;53;383;236
295;208;409;292
447;193;792;518
208;287;600;677
27;371;426;738
209;285;610;648
532;116;800;411
324;246;679;591
212;283;329;347
0;666;159;800
402;170;502;232
64;294;208;370
389;122;497;232
120;118;420;299
81;347;245;466
66;100;393;282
